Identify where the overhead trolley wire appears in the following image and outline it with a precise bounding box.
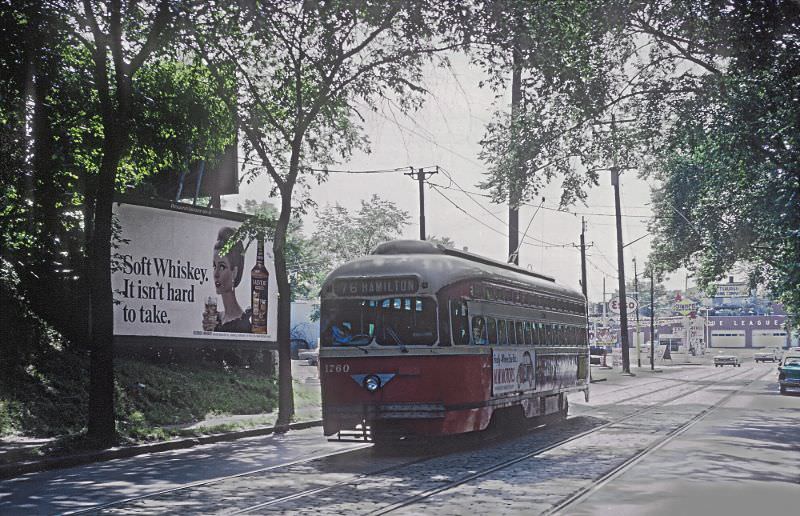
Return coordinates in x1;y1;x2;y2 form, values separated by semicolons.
428;183;574;250
427;181;654;219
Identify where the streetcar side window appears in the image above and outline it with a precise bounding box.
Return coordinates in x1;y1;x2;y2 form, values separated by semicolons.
524;321;532;345
471;316;488;345
487;317;498;345
515;321;524;346
530;322;539;346
497;319;507;345
507;320;517;345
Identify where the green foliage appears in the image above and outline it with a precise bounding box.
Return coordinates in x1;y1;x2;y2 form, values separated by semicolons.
460;1;631;207
313;194;410;268
0;2;237;348
232;199;327;300
461;0;799;316
640;1;800;317
114;359;277;434
1;260;89;436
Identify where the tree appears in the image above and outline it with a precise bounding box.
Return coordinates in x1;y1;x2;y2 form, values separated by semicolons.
458;1;798;317
629;1;800;317
193;1;454;427
458;1;631;210
69;0;177;445
313;195;410;269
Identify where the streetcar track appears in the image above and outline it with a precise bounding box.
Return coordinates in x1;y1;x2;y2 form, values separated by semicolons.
545;365;774;515
62;444;372;515
575;362;748;409
71;365;756;515
224;366;749;514
367;365;760;515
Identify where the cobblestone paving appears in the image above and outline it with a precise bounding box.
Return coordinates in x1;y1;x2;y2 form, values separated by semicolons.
94;365;765;515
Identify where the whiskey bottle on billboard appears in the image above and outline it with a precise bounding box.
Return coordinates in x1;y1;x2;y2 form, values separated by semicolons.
251;237;269;334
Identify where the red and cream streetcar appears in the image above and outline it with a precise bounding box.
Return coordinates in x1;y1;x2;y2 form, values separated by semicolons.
319;240;589;442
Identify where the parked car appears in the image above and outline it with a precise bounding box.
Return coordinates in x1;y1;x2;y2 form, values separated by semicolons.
298;347;319;366
589;346;607;365
778;354;800;394
290;338;312;360
754;350;778;363
714;353;740;367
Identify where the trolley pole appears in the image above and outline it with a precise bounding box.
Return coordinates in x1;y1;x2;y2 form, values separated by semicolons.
406;167;438;240
650;267;655;370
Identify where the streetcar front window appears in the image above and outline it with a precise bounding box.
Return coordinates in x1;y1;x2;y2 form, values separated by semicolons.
321;297;437;347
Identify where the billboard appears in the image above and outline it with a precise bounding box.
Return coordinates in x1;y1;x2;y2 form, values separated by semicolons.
112;198;278;342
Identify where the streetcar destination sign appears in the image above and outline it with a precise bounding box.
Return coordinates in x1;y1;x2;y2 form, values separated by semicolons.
334;276;419;296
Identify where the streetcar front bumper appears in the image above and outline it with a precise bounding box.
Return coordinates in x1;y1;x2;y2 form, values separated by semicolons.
325;402;446;420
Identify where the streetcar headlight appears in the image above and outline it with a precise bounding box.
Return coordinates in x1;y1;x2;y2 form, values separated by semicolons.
364;374;381;392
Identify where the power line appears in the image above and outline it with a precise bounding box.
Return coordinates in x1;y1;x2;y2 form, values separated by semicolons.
427;182;654;219
307;166;410;174
236;158;411;175
428;184;574;250
437;166;507;226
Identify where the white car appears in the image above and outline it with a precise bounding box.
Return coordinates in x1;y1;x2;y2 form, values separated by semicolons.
298;348;319;366
754;350;778;363
714;354;740;367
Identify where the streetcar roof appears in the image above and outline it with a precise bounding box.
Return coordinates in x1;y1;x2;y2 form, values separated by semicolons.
321;240;583;300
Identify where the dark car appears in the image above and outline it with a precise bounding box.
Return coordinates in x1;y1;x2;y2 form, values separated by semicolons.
290;338;312;360
589;346;607;365
778;354;800;394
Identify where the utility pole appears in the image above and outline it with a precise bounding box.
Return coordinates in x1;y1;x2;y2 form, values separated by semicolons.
508;37;523;265
650;267;655;370
579;218;591;347
610;114;631;374
405;167;438;240
634;257;641;368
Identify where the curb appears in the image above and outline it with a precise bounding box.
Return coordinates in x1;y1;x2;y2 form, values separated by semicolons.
0;419;323;481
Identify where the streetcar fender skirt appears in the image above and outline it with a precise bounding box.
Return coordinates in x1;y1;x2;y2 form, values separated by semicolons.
323;404;492;436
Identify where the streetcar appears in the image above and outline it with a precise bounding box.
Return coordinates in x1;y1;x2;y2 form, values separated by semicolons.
318;240;589;443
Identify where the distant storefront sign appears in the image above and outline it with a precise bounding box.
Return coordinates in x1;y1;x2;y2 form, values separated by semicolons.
672;298;697;316
714;282;750;298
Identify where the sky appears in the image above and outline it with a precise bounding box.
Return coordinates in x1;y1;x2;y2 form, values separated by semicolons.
222;53;693;304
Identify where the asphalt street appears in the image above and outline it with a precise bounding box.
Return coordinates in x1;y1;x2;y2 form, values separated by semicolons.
568;363;799;515
0;362;797;515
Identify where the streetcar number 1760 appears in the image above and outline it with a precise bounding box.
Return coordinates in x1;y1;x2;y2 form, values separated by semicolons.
324;364;350;373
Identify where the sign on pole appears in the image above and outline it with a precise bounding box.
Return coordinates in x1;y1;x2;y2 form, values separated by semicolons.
608;296;638;314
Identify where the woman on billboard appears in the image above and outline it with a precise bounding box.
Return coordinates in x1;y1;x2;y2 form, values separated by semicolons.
202;227;251;333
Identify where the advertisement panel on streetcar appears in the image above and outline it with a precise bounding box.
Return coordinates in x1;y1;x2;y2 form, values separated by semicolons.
492;348;535;395
111;199;278;341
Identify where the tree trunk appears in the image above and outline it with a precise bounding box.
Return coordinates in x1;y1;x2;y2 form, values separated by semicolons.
86;137;122;446
274;185;295;429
